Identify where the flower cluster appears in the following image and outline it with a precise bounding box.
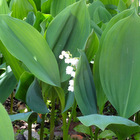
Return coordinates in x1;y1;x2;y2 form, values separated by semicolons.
59;51;79;92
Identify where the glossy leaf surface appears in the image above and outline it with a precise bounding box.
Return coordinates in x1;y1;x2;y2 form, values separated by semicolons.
0;15;60;87
74;51;97;115
46;0;90;82
78;114;140;139
0;103;14;140
99;12;140;118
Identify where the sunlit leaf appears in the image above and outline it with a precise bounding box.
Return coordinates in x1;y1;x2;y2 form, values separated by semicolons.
46;0;90;82
0;0;10;14
0;15;60;87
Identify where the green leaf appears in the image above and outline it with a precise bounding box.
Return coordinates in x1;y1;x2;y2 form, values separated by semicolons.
0;103;14;140
63;92;74;113
10;0;36;19
10;112;37;123
74;124;91;135
93;8;134;114
26;79;49;114
0;15;60;87
25;11;36;26
15;71;34;102
0;41;24;80
78;114;140;139
93;6;112;24
50;0;76;17
74;51;97;115
0;0;10;14
46;0;90;82
85;29;99;62
41;0;52;14
99;130;116;139
118;0;127;12
99;12;140;118
0;67;17;103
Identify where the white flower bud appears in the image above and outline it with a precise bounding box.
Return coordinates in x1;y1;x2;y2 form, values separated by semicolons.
71;71;76;77
66;66;73;75
59;54;64;59
68;86;74;92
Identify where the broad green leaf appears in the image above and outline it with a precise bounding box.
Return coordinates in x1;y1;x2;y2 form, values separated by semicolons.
99;0;119;6
15;72;34;102
99;12;140;118
99;130;116;139
10;112;37;123
0;0;10;14
0;67;17;103
93;8;134;114
46;0;90;82
0;41;24;80
74;51;97;115
74;124;91;136
0;15;60;87
10;0;37;19
26;79;49;114
0;103;14;140
85;30;99;62
50;0;76;17
78;114;140;139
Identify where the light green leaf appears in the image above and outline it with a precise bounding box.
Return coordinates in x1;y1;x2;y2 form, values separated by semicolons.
118;0;127;12
0;67;17;103
0;103;14;140
0;15;60;87
41;0;52;14
10;0;37;19
50;0;76;17
99;12;140;118
26;79;49;114
46;0;90;82
78;114;140;139
10;112;37;123
0;0;10;14
74;51;97;115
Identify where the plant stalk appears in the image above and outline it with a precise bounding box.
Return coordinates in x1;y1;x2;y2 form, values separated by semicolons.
94;127;99;140
49;97;55;140
10;92;14;115
40;114;45;140
28;121;32;140
89;126;93;140
62;112;68;140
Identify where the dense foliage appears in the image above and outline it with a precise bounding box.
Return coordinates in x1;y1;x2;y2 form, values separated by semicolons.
1;0;140;139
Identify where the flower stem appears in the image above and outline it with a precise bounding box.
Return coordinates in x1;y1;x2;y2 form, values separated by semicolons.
94;127;99;140
28;120;32;140
10;92;14;115
89;126;93;140
40;114;45;140
49;97;55;140
62;112;68;140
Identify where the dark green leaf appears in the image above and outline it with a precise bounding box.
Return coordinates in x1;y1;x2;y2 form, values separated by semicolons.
74;51;97;115
15;71;34;102
26;79;49;114
0;67;17;103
